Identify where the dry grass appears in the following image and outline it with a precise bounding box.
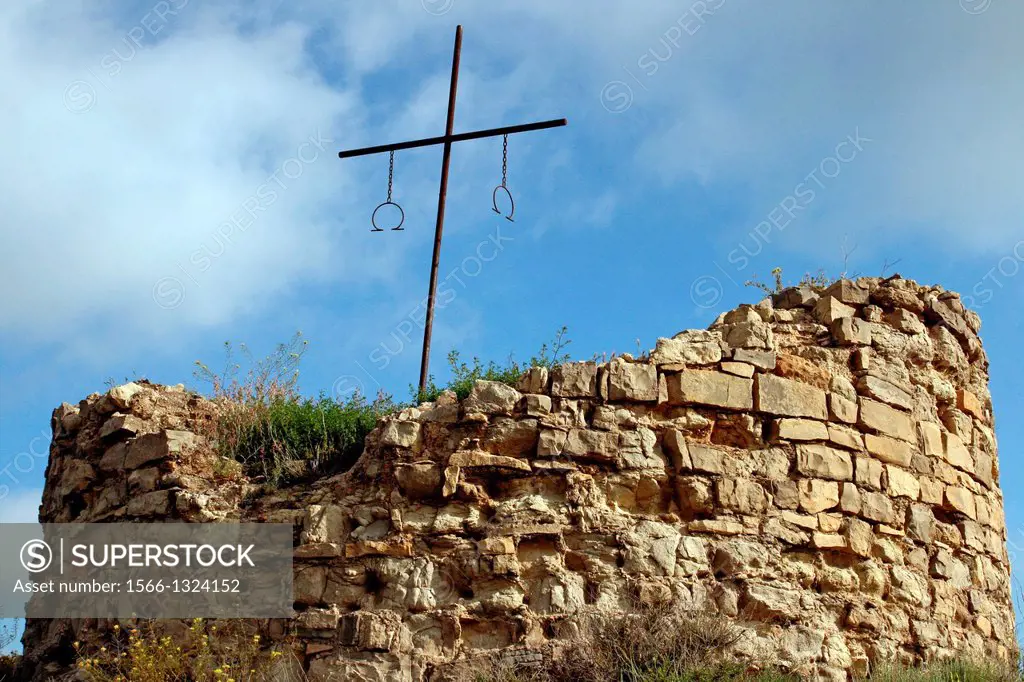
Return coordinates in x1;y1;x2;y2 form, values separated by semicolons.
867;659;1022;682
550;604;764;682
0;619;19;681
192;332;398;486
453;605;795;682
0;655;18;682
73;619;301;682
454;606;1020;682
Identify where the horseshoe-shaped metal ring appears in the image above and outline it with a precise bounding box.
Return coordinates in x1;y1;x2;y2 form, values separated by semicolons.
491;185;515;223
371;201;405;232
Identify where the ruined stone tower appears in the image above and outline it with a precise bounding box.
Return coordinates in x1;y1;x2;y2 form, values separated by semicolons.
22;276;1013;680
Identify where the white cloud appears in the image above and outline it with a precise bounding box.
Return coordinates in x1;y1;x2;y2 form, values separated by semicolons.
0;1;387;351
3;0;1022;358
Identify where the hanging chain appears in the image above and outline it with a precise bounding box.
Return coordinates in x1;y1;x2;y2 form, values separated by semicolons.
387;151;395;202
501;135;508;188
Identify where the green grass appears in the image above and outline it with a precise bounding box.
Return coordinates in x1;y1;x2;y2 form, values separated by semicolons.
867;659;1022;682
463;657;1020;682
415;327;571;402
226;392;400;486
192;328;572;486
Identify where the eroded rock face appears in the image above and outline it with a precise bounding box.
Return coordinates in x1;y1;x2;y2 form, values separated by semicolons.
22;278;1012;681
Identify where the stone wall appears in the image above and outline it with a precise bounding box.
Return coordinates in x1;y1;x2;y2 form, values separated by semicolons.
21;276;1013;681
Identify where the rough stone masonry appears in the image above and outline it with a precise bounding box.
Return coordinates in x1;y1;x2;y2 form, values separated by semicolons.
21;276;1013;681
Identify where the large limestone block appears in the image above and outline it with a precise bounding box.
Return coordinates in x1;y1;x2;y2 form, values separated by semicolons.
302;504;350;545
920;421;944;456
121;430;198;469
885;466;921;500
856;375;913;411
755;374;827;420
798;479;840;513
517;366;549;394
831;317;872;346
885;308;926;334
796;444;853;481
108;382;144;410
606;361;658;402
723;320;774;350
906;504;935;542
651;330;723;366
381;420;422;448
448;450;531;471
733;348;777;370
666;370;753;410
395;463;443;499
854;456;883;490
858;399;915;442
716;478;770;514
864;434;914;467
688;443;729;474
813;296;856;325
957;388;985;421
943;432;974;471
662;429;692;470
844;517;874;557
462;381;522;414
872;285;926;313
125;490;173;517
825;279;871;305
828;394;858;424
859;491;895;524
743;583;802;620
550;363;599;397
621;520;682;576
538;428;617;460
55;460;96;498
773;286;819;309
891;567;931;607
773;418;829;442
99;413;147;440
944;486;977;519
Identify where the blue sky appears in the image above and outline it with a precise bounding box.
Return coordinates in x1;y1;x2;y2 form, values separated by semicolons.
2;0;1024;647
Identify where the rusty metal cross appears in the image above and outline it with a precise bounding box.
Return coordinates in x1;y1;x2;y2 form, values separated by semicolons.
338;25;568;396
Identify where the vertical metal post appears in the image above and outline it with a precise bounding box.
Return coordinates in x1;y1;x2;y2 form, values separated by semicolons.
418;25;462;396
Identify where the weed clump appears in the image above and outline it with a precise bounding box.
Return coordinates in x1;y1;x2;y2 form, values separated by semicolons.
73;619;299;682
193;329;572;486
416;327;571;402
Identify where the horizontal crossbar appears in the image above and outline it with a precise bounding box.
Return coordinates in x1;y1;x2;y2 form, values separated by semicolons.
338;118;568;159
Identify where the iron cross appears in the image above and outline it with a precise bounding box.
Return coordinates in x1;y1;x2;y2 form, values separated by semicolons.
338;25;568;396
